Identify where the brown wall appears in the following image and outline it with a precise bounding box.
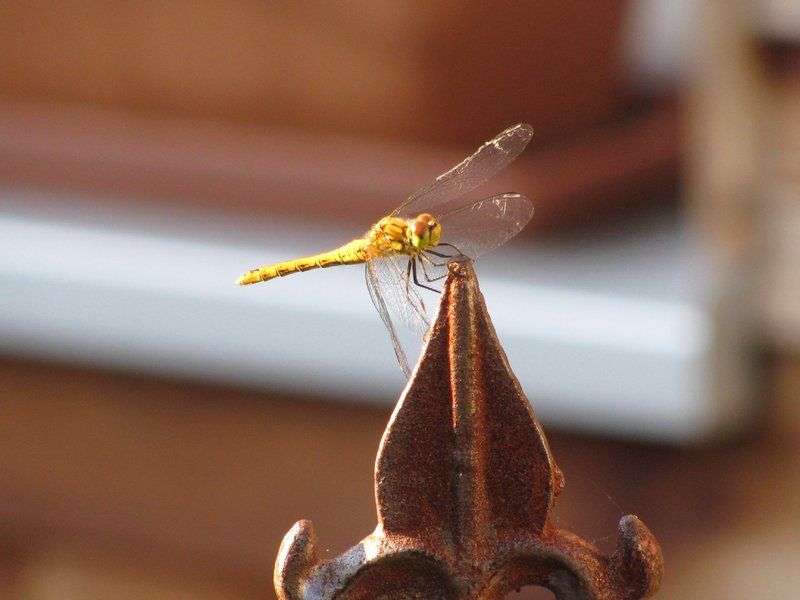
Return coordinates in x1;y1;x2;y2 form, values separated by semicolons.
0;1;629;144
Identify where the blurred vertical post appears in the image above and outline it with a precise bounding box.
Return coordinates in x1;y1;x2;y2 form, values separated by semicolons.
684;0;768;430
686;0;767;259
757;1;800;348
689;0;800;349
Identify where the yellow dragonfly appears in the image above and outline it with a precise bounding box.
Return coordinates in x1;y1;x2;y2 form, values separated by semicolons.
236;123;534;376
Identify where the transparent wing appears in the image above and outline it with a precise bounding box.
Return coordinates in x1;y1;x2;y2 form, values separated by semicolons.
437;192;534;260
364;256;430;377
392;123;533;220
369;254;430;335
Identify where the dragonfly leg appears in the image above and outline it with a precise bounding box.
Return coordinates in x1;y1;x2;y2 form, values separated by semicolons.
422;249;456;268
404;258;413;296
423;251;451;266
411;256;440;293
421;243;465;269
418;242;469;283
415;253;449;285
434;242;466;256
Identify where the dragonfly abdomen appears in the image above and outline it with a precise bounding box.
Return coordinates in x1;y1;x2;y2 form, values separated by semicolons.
236;239;369;285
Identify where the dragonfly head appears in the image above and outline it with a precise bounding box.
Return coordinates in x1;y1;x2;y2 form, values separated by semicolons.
410;213;442;250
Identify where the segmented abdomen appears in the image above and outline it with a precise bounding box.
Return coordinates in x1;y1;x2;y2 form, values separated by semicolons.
236;239;370;285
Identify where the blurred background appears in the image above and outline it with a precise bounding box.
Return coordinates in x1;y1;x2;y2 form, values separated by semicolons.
0;0;798;598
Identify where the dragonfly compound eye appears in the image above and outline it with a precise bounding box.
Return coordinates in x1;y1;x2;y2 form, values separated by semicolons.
410;213;438;249
412;216;430;238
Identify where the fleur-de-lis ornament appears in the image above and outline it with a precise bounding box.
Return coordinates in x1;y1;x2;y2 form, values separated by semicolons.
275;258;663;599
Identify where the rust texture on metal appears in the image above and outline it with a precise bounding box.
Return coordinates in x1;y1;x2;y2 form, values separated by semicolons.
274;257;663;599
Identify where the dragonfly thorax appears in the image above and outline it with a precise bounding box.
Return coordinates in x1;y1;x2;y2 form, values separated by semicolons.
368;214;442;257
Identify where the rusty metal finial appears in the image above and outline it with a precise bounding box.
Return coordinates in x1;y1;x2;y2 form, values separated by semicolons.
275;257;663;599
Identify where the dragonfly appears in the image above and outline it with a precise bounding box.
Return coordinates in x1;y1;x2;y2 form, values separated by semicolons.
236;123;534;376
